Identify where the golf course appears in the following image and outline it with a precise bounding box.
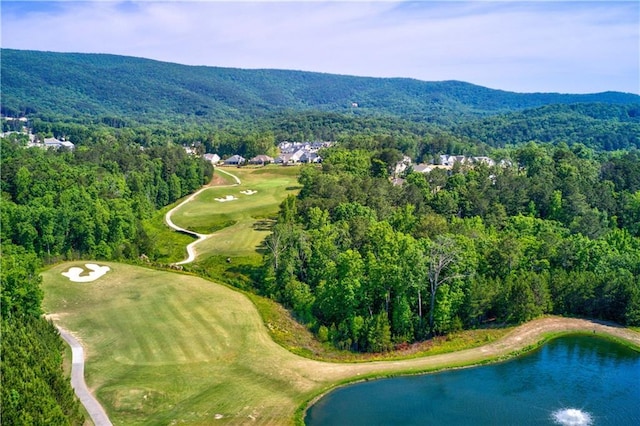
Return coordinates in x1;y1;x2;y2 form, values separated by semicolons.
41;166;640;425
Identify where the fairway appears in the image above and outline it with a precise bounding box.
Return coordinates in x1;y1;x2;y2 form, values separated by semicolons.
169;166;301;261
42;262;640;425
42;262;334;425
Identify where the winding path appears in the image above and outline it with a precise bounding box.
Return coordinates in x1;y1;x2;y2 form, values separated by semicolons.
57;327;113;426
165;167;241;265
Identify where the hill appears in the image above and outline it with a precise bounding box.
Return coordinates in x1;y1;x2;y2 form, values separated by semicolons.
453;103;640;150
2;49;638;123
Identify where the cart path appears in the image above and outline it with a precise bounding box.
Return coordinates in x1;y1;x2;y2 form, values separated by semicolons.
57;326;113;426
165;168;241;265
299;316;640;396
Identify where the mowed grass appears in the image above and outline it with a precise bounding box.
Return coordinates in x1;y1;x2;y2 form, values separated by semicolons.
43;262;525;425
42;262;337;425
170;166;302;260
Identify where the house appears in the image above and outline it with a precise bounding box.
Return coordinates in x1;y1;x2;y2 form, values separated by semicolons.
413;164;433;174
249;155;274;165
438;155;467;166
412;164;455;174
203;153;221;164
291;149;306;163
224;154;246;165
44;137;74;150
472;156;495;166
299;151;321;163
394;155;413;176
275;153;295;164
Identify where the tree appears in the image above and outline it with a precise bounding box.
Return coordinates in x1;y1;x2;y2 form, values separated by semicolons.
365;312;392;352
425;235;463;334
264;223;290;272
0;243;43;318
14;166;32;204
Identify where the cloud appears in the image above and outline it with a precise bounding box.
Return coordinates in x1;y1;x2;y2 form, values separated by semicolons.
2;1;638;94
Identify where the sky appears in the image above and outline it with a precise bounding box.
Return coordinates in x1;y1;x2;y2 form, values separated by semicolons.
2;1;639;94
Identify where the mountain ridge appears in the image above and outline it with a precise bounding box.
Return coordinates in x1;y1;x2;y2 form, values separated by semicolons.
2;49;638;123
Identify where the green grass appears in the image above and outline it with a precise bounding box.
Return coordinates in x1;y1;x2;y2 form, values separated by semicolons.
41;262;525;425
42;268;640;425
143;204;196;264
42;165;640;425
43;262;331;425
169;166;301;260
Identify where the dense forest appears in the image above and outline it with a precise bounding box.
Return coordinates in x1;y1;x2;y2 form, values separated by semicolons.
0;130;212;423
2;49;639;124
2;48;639;420
260;140;640;352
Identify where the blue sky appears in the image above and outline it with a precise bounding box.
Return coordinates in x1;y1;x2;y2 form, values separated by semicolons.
2;1;639;94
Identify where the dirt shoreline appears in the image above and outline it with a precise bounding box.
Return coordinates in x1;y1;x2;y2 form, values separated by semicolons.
297;316;640;423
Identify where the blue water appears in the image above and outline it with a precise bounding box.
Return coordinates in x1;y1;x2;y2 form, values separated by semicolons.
305;335;640;425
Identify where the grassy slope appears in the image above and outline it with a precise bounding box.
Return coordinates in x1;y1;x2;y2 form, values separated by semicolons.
42;262;324;425
143;202;196;263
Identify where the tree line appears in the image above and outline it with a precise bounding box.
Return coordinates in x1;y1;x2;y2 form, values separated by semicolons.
1;132;212;261
1;242;85;425
260;142;640;352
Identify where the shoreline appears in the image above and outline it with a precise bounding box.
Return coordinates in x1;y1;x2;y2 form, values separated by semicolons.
295;317;640;425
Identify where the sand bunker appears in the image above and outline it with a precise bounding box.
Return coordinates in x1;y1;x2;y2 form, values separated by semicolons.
240;190;257;195
62;264;111;282
215;195;238;202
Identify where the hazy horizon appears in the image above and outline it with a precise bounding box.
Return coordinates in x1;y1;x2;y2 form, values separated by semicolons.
2;1;639;95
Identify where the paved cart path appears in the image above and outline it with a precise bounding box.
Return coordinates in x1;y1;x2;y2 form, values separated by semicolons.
58;327;113;426
165;168;240;265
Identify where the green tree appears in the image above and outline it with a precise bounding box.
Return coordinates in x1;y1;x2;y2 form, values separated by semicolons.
425;235;463;335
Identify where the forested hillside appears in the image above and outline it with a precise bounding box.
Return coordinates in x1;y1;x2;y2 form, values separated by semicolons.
453;103;640;151
2;49;638;124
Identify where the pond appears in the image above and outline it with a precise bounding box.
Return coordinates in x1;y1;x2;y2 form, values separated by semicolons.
305;335;640;425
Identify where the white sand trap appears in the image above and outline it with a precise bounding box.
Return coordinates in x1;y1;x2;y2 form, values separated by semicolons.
62;264;111;282
240;190;257;195
214;195;238;202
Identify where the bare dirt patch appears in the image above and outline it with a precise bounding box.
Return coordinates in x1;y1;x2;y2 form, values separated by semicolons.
208;173;227;186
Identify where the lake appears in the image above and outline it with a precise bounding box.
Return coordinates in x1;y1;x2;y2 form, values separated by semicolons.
305;335;640;425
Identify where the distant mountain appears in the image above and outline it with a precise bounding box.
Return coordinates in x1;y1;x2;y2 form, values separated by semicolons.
453;103;640;151
2;49;638;123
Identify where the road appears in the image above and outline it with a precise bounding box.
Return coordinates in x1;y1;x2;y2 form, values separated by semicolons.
57;327;113;426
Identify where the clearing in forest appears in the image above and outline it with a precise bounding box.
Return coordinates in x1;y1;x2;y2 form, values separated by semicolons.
168;166;300;260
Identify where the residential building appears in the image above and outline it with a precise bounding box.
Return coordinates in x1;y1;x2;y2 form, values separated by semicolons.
224;154;246;165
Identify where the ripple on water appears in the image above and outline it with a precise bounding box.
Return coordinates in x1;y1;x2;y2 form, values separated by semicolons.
552;408;593;426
